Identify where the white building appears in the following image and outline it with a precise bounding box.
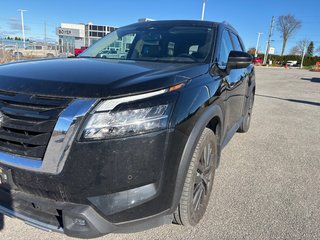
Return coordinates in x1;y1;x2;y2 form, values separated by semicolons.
56;22;117;52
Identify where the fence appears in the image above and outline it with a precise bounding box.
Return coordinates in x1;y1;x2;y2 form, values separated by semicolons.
0;40;75;64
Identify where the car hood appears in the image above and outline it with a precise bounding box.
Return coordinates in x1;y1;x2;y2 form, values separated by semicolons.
0;58;208;98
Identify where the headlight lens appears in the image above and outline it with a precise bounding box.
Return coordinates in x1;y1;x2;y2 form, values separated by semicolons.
81;90;176;140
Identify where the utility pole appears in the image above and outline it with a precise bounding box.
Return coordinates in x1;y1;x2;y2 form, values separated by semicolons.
263;16;275;65
255;32;263;57
201;0;207;21
18;9;27;48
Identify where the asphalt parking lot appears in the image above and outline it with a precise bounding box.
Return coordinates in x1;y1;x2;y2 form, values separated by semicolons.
0;67;319;240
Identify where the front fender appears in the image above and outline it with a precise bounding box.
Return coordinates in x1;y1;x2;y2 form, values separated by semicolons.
170;103;223;212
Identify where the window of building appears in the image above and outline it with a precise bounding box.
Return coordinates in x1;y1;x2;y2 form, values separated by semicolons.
90;32;98;37
98;26;103;31
92;25;97;31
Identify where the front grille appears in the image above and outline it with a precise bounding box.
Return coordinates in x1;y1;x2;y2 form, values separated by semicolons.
0;91;71;160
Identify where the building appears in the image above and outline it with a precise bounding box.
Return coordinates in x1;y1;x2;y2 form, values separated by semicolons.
56;23;117;52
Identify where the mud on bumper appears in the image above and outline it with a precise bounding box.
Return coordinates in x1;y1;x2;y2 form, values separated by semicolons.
0;189;172;239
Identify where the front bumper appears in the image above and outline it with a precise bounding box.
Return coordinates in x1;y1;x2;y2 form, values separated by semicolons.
0;128;189;237
0;188;172;238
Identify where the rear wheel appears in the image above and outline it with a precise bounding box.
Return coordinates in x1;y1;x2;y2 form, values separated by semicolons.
238;91;254;133
173;128;217;226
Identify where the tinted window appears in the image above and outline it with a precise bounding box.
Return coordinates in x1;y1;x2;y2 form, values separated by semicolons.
81;26;215;63
230;33;243;51
219;30;233;67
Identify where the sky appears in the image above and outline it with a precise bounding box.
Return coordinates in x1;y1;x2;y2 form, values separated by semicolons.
0;0;319;55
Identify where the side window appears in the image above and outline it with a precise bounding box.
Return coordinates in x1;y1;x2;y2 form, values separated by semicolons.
219;30;233;68
230;33;243;52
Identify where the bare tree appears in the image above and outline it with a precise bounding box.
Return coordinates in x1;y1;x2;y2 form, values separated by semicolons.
296;39;310;56
277;15;302;56
247;47;256;55
289;46;300;55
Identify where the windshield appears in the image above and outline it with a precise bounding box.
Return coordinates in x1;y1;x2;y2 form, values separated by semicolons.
79;25;215;63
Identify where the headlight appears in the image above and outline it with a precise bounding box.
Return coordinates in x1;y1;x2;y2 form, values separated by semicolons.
80;89;176;140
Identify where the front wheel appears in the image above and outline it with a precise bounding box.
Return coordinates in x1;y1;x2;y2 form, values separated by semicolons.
173;128;217;226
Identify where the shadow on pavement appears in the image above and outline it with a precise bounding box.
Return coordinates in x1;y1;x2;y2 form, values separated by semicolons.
300;77;320;83
256;94;320;107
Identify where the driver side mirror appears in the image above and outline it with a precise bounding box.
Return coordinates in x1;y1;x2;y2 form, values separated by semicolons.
226;51;253;74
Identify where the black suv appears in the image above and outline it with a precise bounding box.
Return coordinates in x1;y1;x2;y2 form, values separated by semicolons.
0;20;255;238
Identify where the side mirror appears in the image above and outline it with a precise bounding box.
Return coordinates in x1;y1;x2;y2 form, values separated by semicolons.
226;51;253;74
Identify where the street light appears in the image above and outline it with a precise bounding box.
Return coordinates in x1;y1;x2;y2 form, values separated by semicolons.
255;32;263;58
18;9;27;48
201;0;207;21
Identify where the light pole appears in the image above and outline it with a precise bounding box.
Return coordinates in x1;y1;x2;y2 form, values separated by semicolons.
18;9;27;48
255;32;263;57
201;0;207;21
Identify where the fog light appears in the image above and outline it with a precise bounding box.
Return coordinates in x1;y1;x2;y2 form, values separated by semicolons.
88;183;157;215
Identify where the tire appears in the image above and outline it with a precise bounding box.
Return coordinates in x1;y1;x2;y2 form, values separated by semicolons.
14;52;23;58
173;128;217;226
238;91;254;133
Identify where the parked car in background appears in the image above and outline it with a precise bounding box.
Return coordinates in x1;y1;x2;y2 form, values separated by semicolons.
253;57;263;65
3;45;17;53
0;20;255;238
287;60;298;67
74;46;88;56
13;45;58;58
96;49;127;59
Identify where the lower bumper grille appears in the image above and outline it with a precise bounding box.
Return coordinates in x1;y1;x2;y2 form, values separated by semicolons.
0;91;71;160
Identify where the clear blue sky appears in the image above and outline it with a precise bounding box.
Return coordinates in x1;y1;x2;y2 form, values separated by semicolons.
0;0;320;55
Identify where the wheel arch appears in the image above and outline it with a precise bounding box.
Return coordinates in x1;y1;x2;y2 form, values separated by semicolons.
170;104;223;213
